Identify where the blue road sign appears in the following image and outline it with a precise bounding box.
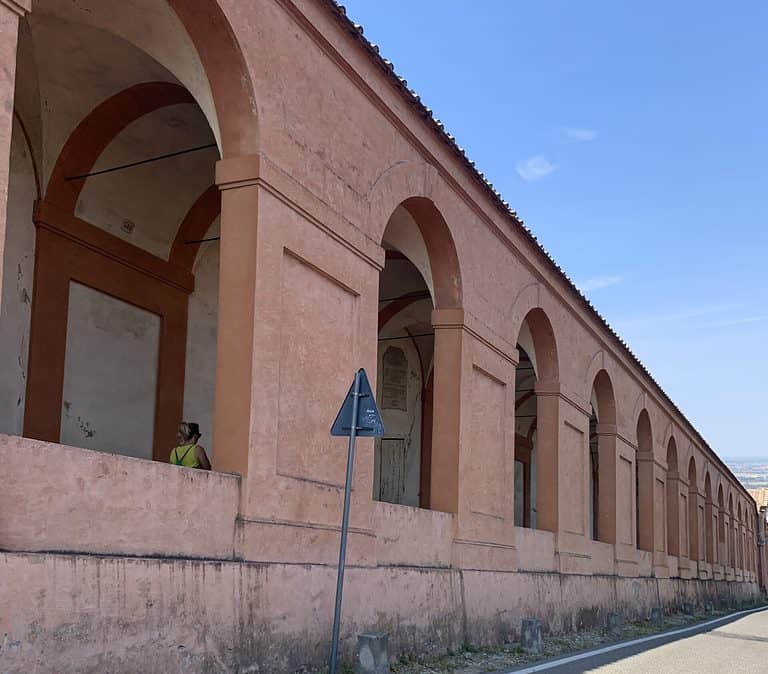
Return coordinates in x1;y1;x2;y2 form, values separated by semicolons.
330;368;384;437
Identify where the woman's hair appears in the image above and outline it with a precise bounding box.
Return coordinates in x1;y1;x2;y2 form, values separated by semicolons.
178;421;201;443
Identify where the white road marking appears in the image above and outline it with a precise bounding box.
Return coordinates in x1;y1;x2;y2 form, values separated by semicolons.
505;605;768;674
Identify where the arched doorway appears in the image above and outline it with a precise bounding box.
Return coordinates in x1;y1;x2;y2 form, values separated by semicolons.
513;308;559;532
666;437;680;557
717;484;726;568
704;472;714;564
375;198;461;512
635;410;654;551
688;457;700;562
588;370;616;543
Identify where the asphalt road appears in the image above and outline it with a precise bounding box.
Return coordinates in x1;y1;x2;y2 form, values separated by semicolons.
507;607;768;674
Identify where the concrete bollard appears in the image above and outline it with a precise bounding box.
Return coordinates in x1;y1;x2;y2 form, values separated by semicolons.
682;602;695;615
606;612;624;635
521;619;542;654
650;608;664;626
356;633;389;674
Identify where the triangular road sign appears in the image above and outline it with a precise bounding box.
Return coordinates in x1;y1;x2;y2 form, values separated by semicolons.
330;369;385;437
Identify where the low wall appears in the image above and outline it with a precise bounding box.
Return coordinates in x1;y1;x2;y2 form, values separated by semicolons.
0;435;239;559
0;550;761;674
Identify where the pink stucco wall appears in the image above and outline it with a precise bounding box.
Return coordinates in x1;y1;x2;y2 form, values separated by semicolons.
0;435;239;559
0;549;760;673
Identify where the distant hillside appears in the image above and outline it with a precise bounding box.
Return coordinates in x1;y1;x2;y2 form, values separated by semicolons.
725;459;768;490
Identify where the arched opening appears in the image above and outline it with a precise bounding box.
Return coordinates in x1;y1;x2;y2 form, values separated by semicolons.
635;409;654;551
704;472;714;564
375;199;461;512
688;457;700;562
666;437;680;557
514;308;559;532
737;502;744;571
0;4;253;467
717;484;726;567
728;494;735;568
589;370;616;543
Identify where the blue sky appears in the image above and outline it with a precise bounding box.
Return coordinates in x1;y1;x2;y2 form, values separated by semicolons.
342;1;768;459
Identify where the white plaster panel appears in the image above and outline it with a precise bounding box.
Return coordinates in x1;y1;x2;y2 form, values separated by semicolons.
60;282;159;459
0;121;35;436
183;219;220;458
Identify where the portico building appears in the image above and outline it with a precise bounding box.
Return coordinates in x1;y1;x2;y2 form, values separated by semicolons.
0;1;763;671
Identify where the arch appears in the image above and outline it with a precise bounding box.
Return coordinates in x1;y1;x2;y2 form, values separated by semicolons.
704;471;714;564
400;197;462;309
589;368;617;543
516;308;559;383
728;493;735;568
45;82;196;213
666;437;679;475
737;501;744;571
591;369;617;427
717;483;726;565
635;409;654;552
376;197;461;513
688;456;700;562
666;436;680;556
168;0;259;157
169;185;221;271
513;307;560;532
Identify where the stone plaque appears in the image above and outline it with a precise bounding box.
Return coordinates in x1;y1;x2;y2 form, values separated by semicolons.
381;346;408;411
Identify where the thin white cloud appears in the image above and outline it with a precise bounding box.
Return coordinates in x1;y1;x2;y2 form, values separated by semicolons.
575;275;622;292
705;315;768;328
516;155;557;182
615;303;746;329
562;127;599;143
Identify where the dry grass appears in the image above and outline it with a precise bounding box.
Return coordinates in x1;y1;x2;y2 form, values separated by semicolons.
389;604;765;674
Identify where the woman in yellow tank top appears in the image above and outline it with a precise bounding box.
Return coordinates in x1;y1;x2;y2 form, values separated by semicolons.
170;421;211;470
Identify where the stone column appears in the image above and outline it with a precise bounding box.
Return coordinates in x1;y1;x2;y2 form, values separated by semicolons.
596;422;618;544
451;320;517;570
215;154;382;567
533;380;561;533
636;450;655;553
430;308;465;515
0;0;30;302
213;155;261;480
705;497;715;565
652;459;669;576
666;469;681;559
688;483;702;575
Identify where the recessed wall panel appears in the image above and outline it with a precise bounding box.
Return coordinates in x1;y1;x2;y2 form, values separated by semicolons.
467;365;506;520
276;251;357;486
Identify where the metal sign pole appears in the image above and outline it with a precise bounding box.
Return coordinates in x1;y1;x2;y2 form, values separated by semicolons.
329;369;362;674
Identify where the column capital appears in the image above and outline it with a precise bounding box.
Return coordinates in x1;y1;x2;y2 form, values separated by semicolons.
215;153;262;189
595;422;618;436
431;308;465;328
0;0;30;16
